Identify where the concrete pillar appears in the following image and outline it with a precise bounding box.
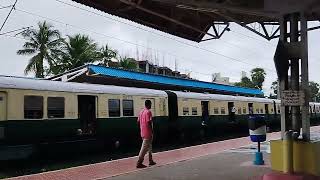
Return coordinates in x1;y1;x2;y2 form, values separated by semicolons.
276;12;310;174
289;13;301;138
300;12;310;141
279;15;289;139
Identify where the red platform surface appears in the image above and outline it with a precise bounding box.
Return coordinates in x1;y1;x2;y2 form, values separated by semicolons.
6;126;320;180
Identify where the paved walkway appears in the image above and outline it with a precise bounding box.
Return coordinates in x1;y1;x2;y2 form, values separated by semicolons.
104;152;271;180
6;126;320;180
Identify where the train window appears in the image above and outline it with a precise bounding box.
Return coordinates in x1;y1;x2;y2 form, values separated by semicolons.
213;107;219;114
192;107;197;115
256;109;259;113
221;107;226;114
108;99;120;117
238;107;242;114
0;97;3;101
123;100;134;116
48;97;65;118
243;108;247;114
183;107;189;115
260;109;263;113
24;96;43;119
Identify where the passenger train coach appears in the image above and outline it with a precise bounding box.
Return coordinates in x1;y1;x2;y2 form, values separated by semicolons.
0;75;319;160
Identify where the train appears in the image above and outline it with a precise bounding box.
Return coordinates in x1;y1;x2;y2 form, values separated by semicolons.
0;75;319;160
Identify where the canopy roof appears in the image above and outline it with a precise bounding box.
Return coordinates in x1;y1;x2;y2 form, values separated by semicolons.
49;65;263;96
72;0;320;42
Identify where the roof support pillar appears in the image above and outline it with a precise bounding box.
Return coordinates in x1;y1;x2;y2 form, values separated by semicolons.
274;12;310;174
300;12;310;141
289;13;300;139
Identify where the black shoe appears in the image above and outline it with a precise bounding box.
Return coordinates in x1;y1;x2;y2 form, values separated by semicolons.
136;164;147;168
149;161;156;166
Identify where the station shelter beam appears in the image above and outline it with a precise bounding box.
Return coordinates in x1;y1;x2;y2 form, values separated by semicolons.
275;12;310;174
277;12;310;141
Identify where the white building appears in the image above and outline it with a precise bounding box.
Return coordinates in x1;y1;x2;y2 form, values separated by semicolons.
212;73;230;85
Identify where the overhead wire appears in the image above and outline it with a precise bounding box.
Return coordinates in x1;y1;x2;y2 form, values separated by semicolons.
12;7;276;75
53;0;258;52
52;0;276;73
0;0;18;32
0;26;31;36
1;2;279;84
55;0;267;58
2;30;239;81
11;0;316;74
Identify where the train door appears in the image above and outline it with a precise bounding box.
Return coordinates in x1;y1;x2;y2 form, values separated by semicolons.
165;91;178;140
228;102;235;122
265;104;269;114
0;92;6;121
248;103;253;114
165;91;178;122
0;92;6;139
273;101;277;115
78;95;97;135
201;101;209;125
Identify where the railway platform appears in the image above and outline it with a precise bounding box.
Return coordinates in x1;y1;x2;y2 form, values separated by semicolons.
6;126;320;180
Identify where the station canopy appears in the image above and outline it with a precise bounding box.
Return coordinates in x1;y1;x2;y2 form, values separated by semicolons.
72;0;320;42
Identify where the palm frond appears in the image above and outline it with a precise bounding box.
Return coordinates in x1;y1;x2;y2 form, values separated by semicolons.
17;48;36;55
24;53;41;75
22;42;38;49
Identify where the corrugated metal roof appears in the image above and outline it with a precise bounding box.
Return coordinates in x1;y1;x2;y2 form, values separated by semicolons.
88;65;263;95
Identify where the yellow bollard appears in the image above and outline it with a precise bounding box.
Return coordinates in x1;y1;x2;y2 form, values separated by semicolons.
283;131;293;173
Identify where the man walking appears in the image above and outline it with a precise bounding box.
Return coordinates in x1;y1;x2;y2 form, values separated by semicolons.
136;100;156;168
230;105;236;123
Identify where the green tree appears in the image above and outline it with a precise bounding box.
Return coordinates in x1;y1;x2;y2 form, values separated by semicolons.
309;81;320;102
234;77;255;88
251;68;266;90
52;34;100;74
118;57;137;70
99;44;117;66
17;21;64;78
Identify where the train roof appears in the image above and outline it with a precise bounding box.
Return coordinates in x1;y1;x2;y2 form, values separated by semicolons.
0;75;167;97
172;91;274;103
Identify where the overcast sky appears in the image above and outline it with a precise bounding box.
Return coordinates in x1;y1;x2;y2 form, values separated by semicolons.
1;0;320;95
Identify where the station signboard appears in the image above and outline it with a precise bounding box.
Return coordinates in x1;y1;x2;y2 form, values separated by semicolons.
281;90;305;106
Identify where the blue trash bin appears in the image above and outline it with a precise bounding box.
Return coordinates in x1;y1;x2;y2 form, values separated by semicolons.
248;115;266;165
248;115;266;142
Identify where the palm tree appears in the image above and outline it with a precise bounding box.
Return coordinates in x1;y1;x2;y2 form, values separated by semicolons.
53;34;100;74
100;44;117;66
251;68;266;90
119;57;137;70
17;21;64;78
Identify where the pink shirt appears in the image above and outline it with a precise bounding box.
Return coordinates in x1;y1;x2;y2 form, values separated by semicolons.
138;108;153;139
